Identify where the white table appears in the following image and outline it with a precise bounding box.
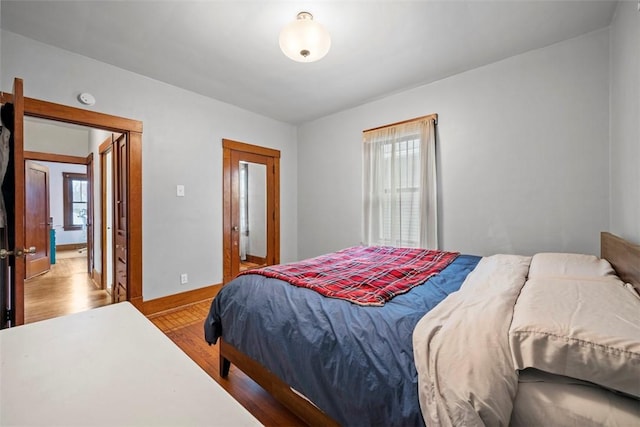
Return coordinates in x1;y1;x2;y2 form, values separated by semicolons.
0;302;261;426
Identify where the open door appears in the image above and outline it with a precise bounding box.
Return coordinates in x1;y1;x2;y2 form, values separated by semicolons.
86;152;94;275
25;160;50;279
0;78;26;328
113;133;128;303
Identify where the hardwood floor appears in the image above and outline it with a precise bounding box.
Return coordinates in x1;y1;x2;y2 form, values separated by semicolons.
149;300;306;426
24;250;111;324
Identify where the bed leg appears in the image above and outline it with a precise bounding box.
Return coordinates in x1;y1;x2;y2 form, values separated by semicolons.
219;354;231;377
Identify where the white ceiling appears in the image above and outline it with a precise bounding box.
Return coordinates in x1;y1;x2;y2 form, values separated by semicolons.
1;1;618;124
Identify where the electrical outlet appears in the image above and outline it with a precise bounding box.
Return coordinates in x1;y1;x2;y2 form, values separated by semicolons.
180;273;188;285
176;185;185;197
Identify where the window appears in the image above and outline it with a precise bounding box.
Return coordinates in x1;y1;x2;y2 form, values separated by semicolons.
362;115;438;248
63;172;88;231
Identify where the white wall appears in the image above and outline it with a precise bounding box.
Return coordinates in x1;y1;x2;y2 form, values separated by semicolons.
37;161;87;246
24;119;90;156
298;29;610;259
1;30;298;300
609;2;640;244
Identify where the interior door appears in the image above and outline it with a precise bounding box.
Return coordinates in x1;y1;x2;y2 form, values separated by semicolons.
86;153;94;275
0;78;25;328
24;160;50;279
223;139;280;283
100;143;114;293
113;133;127;303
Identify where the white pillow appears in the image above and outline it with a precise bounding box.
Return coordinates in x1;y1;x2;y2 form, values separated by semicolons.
509;277;640;399
528;252;617;279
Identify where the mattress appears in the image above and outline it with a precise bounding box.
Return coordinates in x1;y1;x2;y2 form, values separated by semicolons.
512;369;640;426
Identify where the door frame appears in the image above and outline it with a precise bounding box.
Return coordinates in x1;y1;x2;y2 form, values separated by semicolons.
0;92;143;322
222;139;280;284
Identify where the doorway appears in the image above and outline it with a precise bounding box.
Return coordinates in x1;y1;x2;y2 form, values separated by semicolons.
0;82;143;327
22;118;109;323
222;139;280;283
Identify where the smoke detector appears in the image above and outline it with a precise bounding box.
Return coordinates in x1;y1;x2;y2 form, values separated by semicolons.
77;92;96;106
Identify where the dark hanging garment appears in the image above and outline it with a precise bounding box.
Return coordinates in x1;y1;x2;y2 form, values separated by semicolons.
1;103;14;263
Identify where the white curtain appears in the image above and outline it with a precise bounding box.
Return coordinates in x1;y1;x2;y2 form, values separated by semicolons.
362;118;437;249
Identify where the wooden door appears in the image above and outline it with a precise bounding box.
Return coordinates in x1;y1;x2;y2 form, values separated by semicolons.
0;78;25;328
86;153;94;275
113;133;127;303
24;160;50;279
223;139;280;284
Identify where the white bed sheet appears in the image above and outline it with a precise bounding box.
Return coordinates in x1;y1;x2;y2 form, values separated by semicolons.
511;369;640;427
0;302;261;426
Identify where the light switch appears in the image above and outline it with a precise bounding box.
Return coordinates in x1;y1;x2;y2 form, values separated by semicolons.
176;185;185;197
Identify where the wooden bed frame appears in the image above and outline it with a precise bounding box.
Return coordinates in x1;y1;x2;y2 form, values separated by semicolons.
219;232;640;426
601;232;640;293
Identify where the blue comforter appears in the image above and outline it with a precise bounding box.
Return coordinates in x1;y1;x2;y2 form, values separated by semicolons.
205;254;481;426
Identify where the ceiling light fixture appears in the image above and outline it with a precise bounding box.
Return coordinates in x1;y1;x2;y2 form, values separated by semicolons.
279;11;331;63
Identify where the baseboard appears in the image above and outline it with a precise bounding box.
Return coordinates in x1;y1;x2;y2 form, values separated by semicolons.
140;283;222;316
245;254;267;265
92;269;103;289
56;243;86;251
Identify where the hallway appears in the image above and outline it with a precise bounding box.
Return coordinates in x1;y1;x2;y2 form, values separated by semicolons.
24;250;110;324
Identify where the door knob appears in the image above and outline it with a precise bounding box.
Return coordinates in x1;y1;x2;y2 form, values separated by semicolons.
0;247;36;259
232;226;239;232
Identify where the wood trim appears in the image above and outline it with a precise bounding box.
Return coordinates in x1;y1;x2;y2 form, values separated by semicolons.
86;152;94;275
222;145;232;283
24;151;87;165
220;340;339;427
0;94;143;134
128;131;143;304
141;283;222;316
601;232;640;293
244;254;266;265
92;268;103;290
222;139;281;158
129;296;143;311
363;113;438;133
274;156;280;265
99;135;112;295
56;243;86;251
98;136;113;154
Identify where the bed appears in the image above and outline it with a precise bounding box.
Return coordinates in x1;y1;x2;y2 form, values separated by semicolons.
1;302;260;426
204;232;640;426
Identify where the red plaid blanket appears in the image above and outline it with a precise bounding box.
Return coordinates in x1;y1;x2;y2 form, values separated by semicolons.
239;246;459;306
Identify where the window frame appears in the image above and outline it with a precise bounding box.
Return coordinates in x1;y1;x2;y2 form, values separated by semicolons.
62;172;88;231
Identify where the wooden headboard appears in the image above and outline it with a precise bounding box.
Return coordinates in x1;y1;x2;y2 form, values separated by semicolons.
601;232;640;293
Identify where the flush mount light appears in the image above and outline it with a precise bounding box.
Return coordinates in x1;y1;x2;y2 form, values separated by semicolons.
279;11;331;63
